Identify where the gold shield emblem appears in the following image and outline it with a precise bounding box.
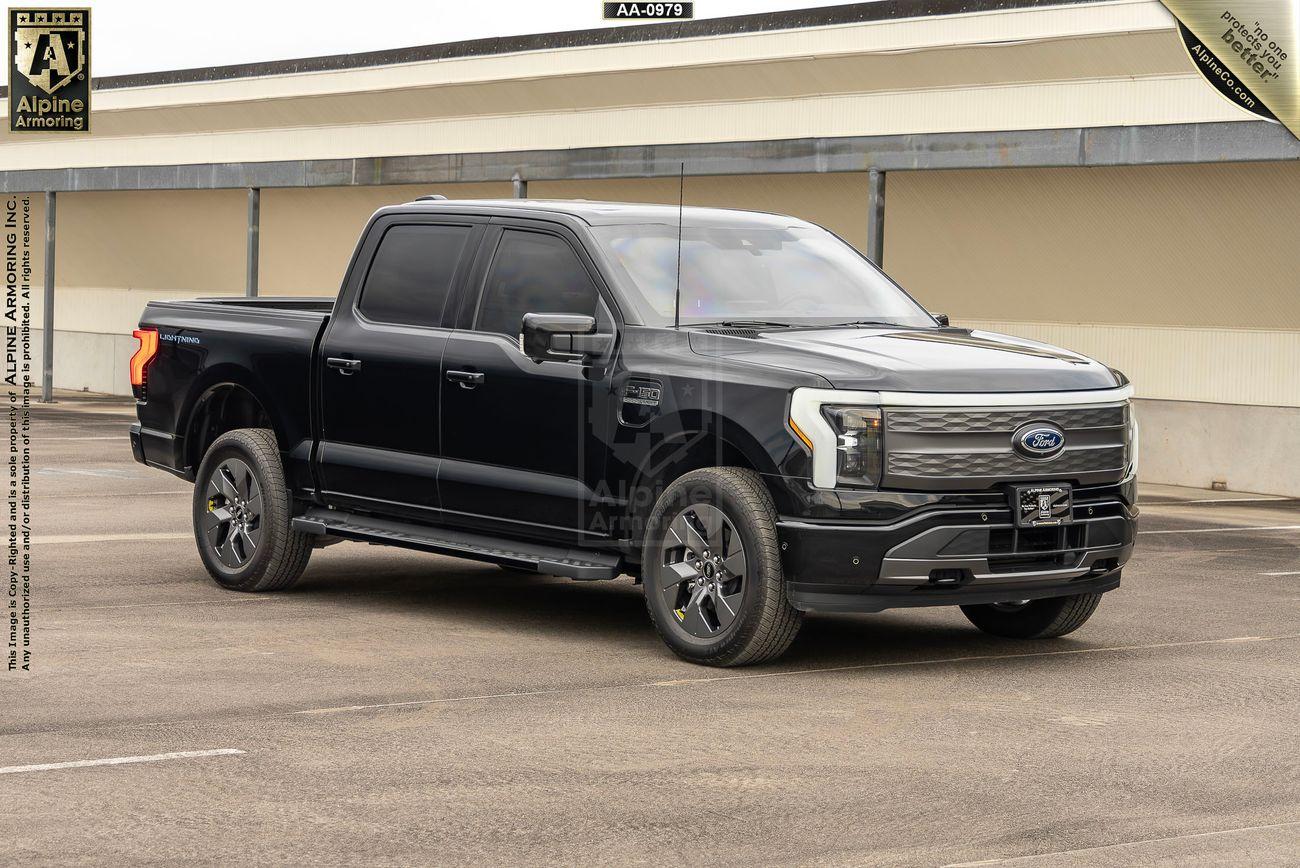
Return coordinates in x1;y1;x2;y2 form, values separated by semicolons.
13;9;86;95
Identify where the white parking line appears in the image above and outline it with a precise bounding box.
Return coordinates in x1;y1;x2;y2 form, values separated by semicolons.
292;634;1296;714
36;468;143;478
1139;525;1300;535
1141;496;1289;505
1261;571;1300;577
0;749;244;775
48;490;189;499
51;597;275;613
647;635;1283;687
19;632;1300;740
35;532;191;545
942;819;1300;866
43;436;126;441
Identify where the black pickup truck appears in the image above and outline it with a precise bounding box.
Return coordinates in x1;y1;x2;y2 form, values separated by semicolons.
130;198;1137;666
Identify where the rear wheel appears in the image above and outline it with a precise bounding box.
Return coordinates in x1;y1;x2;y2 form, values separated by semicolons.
960;591;1104;639
192;428;312;592
642;468;802;666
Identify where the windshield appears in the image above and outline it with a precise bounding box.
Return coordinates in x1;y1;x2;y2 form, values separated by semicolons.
590;222;935;328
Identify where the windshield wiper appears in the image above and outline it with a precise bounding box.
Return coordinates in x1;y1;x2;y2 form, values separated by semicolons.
687;320;796;329
827;320;909;328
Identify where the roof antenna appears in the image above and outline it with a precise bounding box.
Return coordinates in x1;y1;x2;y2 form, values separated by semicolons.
673;161;685;329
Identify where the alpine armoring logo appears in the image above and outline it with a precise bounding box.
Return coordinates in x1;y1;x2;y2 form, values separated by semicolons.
8;8;91;133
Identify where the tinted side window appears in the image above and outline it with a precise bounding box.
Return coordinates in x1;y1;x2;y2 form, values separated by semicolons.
476;230;598;337
359;224;472;327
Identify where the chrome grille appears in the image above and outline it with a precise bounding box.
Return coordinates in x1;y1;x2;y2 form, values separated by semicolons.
882;402;1130;491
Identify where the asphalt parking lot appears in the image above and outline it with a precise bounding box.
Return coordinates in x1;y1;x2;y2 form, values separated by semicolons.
3;397;1297;866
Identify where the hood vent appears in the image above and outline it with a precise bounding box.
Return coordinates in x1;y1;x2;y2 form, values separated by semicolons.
703;327;760;339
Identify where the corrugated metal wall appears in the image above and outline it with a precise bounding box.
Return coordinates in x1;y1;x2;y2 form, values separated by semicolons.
0;2;1217;173
30;162;1300;414
885;161;1300;330
961;321;1300;407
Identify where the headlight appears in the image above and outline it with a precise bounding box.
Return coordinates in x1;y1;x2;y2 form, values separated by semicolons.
821;405;882;487
788;387;884;489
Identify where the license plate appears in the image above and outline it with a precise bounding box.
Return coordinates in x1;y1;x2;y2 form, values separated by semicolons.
1012;484;1073;528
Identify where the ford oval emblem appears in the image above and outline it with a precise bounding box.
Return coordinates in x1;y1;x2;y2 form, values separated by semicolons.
1012;422;1066;459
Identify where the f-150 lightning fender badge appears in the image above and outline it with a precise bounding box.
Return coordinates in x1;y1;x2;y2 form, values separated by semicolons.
619;379;662;427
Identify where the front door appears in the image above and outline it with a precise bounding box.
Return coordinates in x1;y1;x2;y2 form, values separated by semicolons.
317;217;484;517
438;224;616;541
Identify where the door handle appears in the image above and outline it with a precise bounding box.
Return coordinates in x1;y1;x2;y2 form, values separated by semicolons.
327;357;362;374
446;369;485;388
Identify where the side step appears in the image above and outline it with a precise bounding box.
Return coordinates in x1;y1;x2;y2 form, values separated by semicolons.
292;507;623;581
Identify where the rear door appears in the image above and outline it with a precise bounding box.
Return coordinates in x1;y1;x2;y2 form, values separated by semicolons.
437;221;618;541
317;214;485;517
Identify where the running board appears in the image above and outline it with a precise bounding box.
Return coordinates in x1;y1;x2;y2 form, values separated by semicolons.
292;508;623;580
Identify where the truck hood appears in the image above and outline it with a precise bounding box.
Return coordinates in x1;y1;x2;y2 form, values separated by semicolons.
688;327;1122;392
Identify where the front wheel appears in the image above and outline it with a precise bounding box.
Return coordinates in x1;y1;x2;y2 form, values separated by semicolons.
192;428;312;592
960;591;1104;639
642;468;802;666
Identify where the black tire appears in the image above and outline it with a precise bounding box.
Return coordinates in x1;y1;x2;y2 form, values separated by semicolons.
192;428;312;592
960;591;1104;639
642;468;802;666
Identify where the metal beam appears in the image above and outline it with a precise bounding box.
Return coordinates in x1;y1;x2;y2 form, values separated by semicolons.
41;191;55;403
3;122;1296;195
246;187;260;297
866;168;886;266
0;0;1105;99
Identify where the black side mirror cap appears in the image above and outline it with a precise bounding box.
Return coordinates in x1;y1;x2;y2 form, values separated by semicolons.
932;312;950;327
520;313;611;363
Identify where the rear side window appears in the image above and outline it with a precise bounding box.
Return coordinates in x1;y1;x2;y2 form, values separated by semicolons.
476;230;599;337
359;224;472;327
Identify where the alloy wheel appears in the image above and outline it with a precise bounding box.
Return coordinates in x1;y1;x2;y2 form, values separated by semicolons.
201;458;263;568
653;503;747;639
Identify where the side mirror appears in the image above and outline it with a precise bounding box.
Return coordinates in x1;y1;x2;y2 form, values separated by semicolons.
932;312;950;327
520;313;612;364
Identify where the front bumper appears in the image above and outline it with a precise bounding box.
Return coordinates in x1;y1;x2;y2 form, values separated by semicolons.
777;484;1135;613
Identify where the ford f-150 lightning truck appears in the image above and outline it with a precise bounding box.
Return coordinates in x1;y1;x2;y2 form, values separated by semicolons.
129;198;1138;666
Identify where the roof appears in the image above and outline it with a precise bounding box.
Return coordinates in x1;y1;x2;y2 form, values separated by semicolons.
0;0;1104;97
400;199;811;227
9;0;1249;180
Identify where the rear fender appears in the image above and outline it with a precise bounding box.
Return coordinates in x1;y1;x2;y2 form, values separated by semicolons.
180;366;282;470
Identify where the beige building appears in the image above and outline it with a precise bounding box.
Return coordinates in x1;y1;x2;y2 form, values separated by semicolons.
3;0;1297;493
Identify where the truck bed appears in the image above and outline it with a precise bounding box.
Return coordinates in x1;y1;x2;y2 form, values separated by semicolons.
150;296;335;314
133;295;333;487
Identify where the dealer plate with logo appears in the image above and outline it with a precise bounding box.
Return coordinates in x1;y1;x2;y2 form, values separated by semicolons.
1012;483;1073;528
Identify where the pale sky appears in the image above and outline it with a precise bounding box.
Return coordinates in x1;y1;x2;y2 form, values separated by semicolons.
3;0;859;85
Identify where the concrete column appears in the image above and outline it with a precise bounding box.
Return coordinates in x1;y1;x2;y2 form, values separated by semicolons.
512;173;528;199
246;187;260;297
41;191;56;403
866;168;886;267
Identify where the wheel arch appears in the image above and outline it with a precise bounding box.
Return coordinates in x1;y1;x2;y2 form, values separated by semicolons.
181;371;279;471
622;410;792;561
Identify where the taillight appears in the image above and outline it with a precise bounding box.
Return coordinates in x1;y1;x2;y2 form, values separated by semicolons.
130;328;159;397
